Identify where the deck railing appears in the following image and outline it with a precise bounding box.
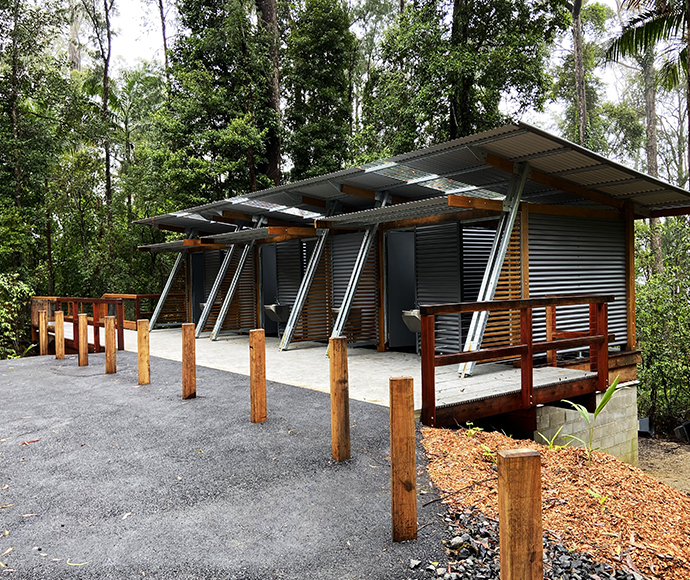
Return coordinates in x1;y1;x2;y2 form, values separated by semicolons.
31;296;125;353
419;294;614;427
101;294;162;330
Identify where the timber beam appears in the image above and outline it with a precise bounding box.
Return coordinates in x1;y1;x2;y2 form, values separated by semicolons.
473;149;626;210
340;184;406;205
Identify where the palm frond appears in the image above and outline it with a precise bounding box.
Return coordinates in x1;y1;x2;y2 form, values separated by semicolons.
607;9;685;62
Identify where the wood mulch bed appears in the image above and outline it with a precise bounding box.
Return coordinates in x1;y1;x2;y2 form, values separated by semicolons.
421;427;690;580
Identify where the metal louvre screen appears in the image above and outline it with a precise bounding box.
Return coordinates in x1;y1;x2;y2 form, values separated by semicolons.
331;232;379;344
276;240;302;306
461;225;495;344
292;239;332;342
529;214;627;347
203;250;223;301
415;223;462;354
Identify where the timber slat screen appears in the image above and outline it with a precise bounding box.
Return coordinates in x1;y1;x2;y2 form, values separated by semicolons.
420;294;613;427
31;296;125;353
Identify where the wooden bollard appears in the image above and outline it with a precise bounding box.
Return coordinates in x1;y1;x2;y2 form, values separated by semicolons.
182;323;196;399
105;316;116;374
137;319;150;385
390;376;417;542
329;336;350;462
54;310;64;360
250;329;267;423
39;310;48;356
498;449;543;580
78;313;88;367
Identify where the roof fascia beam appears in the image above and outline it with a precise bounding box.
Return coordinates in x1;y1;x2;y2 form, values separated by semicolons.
470;147;625;210
340;183;406;205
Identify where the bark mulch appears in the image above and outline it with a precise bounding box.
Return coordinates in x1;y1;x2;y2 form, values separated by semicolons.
421;427;690;580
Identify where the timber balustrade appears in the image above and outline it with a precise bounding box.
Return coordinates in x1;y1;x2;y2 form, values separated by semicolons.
420;294;614;427
101;294;169;330
31;296;125;354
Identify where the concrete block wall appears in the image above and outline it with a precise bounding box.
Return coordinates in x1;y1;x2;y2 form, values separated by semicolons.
533;384;638;464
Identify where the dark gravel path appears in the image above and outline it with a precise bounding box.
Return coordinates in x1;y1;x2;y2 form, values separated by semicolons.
0;351;446;579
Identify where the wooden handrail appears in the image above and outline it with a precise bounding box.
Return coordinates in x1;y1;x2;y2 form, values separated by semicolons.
420;294;613;427
419;294;615;316
31;296;125;353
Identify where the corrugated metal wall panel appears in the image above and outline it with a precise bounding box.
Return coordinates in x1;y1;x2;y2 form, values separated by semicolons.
529;214;627;347
203;250;223;301
331;233;379;344
415;223;462;354
461;226;495;343
276;240;302;306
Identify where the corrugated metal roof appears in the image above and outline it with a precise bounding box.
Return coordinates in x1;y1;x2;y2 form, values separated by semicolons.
133;212;237;235
136;123;690;253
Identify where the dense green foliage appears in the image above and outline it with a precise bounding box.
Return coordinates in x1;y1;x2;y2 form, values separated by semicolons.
356;0;570;156
0;273;34;358
636;217;690;435
284;0;356;179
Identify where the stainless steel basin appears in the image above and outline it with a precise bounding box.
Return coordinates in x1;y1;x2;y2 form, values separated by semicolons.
401;309;421;333
264;304;291;323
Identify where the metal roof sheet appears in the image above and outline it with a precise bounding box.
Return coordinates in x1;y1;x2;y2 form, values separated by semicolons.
136;123;690;250
133;212;237;235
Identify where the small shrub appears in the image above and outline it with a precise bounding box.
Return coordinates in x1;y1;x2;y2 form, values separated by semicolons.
0;273;34;359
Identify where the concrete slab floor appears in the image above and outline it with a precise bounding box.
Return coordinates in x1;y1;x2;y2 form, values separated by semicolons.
123;328;595;414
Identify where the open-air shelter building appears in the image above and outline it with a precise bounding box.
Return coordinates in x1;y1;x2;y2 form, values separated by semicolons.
136;123;690;452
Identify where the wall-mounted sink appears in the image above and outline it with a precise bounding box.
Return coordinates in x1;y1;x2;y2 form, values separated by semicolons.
264;304;291;323
401;309;421;333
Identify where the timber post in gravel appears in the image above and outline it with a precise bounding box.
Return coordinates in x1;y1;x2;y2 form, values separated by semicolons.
137;319;150;385
78;313;88;366
250;329;267;423
105;316;116;374
39;310;48;356
329;336;350;462
390;376;417;542
497;448;543;580
182;323;196;399
54;310;64;360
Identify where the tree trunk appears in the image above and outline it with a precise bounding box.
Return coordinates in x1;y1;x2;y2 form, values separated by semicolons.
641;50;663;275
449;0;473;139
255;0;281;186
11;0;21;207
571;0;587;145
69;0;82;71
157;0;170;85
46;200;54;295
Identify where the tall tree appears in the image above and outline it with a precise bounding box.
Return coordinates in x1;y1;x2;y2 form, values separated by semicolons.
283;0;356;179
356;0;569;158
551;1;644;160
162;0;276;201
80;0;115;232
608;0;690;184
256;0;281;185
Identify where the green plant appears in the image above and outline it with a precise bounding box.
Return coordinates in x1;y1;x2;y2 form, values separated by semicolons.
464;422;484;437
562;375;621;465
0;273;34;360
586;488;609;510
479;443;496;463
537;425;571;451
